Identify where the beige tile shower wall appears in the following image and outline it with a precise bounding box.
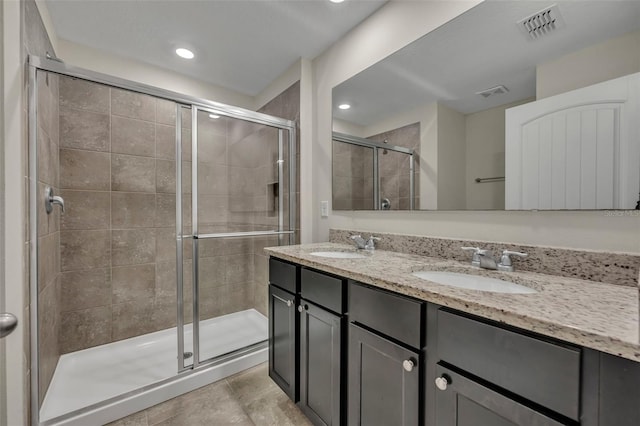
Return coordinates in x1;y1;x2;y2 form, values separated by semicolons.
23;0;63;412
35;70;61;403
253;82;301;315
332;140;353;210
367;122;420;210
354;146;374;210
332;142;375;210
57;77;188;353
195;114;256;322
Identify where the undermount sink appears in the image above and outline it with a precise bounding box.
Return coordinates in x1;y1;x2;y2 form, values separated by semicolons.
310;251;367;259
412;271;537;294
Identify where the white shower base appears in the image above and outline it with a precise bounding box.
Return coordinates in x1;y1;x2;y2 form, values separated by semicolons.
40;309;268;425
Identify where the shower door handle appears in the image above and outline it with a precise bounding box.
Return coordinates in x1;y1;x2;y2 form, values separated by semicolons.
0;313;18;338
45;186;65;214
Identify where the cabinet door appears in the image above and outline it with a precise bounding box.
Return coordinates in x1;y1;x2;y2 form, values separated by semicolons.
299;301;343;426
268;284;297;400
434;365;566;426
348;324;419;426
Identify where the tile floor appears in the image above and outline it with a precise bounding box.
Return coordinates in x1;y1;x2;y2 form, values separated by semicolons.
107;363;312;426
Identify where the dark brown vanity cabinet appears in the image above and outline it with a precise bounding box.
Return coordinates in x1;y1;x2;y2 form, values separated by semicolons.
268;258;299;401
268;257;640;426
434;309;581;423
433;364;565;426
348;282;425;426
298;268;348;426
430;308;580;425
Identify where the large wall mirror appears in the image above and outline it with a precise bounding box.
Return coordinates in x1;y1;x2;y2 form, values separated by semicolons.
332;0;640;211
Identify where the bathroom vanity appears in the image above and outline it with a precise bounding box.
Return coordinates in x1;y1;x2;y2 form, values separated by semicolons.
266;243;640;426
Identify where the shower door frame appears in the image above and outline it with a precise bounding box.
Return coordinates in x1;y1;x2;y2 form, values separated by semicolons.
181;105;296;370
332;132;415;210
28;55;296;425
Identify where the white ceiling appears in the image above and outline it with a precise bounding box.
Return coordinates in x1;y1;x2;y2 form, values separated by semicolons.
45;0;387;96
333;0;640;127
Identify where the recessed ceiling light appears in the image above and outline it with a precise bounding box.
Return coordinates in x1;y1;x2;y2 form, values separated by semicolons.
338;103;351;110
175;48;194;59
209;114;220;119
330;0;345;3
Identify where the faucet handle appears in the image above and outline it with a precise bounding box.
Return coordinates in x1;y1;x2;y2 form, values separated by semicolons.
461;246;481;252
350;235;367;249
461;247;482;266
365;236;380;250
498;250;528;271
501;250;528;263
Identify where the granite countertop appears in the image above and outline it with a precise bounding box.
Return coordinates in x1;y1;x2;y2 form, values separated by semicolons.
265;242;640;362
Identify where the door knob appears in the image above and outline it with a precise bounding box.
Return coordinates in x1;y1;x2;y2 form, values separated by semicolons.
435;375;450;391
0;313;18;338
402;359;416;372
286;300;293;307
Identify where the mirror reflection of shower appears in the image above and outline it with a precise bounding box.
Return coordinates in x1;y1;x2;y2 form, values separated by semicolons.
332;129;417;211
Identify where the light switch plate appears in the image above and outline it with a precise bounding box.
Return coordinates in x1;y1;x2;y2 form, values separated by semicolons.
321;200;329;217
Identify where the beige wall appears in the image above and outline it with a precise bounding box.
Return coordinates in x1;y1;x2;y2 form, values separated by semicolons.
419;103;439;211
465;98;533;210
537;30;640;99
332;118;365;138
311;0;481;242
330;209;640;253
436;103;466;210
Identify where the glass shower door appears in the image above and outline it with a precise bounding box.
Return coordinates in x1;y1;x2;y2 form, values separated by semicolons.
177;105;194;370
184;106;294;368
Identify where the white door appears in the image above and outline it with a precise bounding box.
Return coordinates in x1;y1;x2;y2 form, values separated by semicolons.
505;73;640;210
2;1;27;425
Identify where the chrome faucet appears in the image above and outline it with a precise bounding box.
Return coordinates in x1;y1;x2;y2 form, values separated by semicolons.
497;250;529;272
350;235;367;249
461;247;528;271
351;235;381;251
477;250;498;270
461;247;482;267
365;236;381;251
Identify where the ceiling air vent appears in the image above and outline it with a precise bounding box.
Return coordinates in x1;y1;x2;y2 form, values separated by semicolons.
476;85;509;99
518;4;565;40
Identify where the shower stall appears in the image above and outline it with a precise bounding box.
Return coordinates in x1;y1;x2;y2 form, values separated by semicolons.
332;131;417;210
28;56;297;425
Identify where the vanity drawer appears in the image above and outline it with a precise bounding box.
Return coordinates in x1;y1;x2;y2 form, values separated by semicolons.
269;258;298;294
437;309;581;421
301;268;347;314
349;282;424;349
